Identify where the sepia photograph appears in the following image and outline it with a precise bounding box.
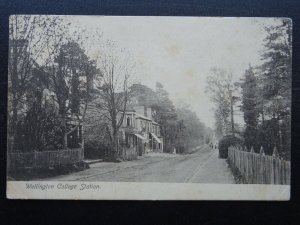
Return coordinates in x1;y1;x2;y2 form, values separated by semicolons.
6;16;291;200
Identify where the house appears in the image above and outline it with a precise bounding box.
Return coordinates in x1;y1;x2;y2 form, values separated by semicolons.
118;104;164;160
7;39;88;171
8;39;88;152
133;105;163;152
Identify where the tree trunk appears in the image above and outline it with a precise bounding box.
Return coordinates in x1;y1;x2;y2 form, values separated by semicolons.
112;133;119;160
11;93;18;128
59;108;67;149
9;43;19;152
9;96;18;152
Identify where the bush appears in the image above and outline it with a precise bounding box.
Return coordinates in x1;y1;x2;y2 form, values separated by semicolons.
14;106;64;152
84;139;110;159
218;135;243;158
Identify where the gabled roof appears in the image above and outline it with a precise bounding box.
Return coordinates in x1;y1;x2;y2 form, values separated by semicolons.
135;113;152;121
135;113;161;126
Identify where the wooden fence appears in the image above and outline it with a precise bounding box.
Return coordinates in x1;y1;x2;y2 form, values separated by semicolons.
7;148;84;170
228;146;290;185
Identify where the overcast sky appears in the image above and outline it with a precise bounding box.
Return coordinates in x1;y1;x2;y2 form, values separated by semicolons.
66;16;279;128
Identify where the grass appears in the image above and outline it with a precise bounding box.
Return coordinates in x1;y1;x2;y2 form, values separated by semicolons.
226;158;248;184
7;161;90;181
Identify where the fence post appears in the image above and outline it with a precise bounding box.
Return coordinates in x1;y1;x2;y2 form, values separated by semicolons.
258;146;264;183
251;152;254;183
271;146;277;184
273;146;279;157
230;145;290;185
270;156;275;184
259;146;265;156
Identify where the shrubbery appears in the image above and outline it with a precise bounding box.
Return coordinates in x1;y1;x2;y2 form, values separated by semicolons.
83;121;112;159
84;139;111;159
14;106;64;152
218;135;243;158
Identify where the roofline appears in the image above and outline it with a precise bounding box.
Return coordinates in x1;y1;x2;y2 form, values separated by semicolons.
135;114;152;121
152;122;160;126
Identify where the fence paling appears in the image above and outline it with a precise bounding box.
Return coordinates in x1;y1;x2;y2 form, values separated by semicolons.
228;147;290;185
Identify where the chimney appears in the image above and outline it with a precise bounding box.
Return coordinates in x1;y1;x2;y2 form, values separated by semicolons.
147;108;152;120
134;106;144;115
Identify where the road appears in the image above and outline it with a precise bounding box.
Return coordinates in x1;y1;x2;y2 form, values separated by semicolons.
44;145;235;183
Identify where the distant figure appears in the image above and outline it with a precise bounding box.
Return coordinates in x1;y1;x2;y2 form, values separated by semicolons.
173;147;176;154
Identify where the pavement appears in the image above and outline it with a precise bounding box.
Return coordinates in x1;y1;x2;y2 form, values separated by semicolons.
42;145;235;183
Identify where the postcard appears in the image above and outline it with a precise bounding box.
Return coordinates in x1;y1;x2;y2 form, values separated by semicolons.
7;16;291;200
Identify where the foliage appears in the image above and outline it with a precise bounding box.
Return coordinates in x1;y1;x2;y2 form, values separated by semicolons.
52;41;97;115
152;82;178;152
238;19;292;159
8;15;66;135
131;83;209;153
255;19;291;159
15;106;64;152
255;118;290;159
84;100;113;159
8;15;100;152
130;83;158;107
206;68;235;138
84;140;111;159
175;107;206;153
240;65;259;148
218;135;243;158
211;19;292;160
92;41;133;159
260;19;292;105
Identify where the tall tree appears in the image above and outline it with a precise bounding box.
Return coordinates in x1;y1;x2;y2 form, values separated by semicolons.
93;41;133;160
206;68;235;138
260;19;292;105
8;15;65;146
130;83;157;107
53;42;92;113
152;82;178;152
176;107;206;153
258;19;292;158
52;41;99;147
240;65;259;149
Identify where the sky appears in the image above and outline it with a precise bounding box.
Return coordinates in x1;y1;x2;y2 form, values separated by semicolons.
64;16;279;128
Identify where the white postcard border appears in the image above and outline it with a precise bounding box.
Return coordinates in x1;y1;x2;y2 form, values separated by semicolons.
7;181;290;200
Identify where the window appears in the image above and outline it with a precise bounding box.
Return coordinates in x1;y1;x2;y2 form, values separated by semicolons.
127;116;131;126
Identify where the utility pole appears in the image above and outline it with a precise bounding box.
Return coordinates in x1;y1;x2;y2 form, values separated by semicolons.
229;89;235;136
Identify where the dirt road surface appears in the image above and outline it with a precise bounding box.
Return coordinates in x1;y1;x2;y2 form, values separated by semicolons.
43;145;235;183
